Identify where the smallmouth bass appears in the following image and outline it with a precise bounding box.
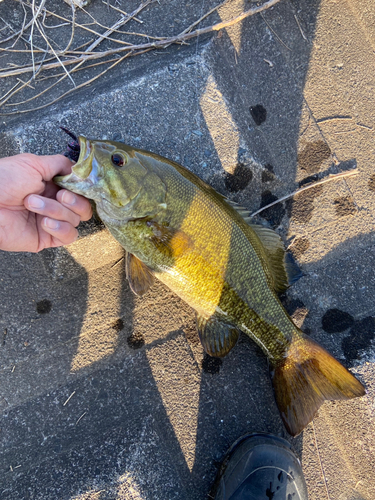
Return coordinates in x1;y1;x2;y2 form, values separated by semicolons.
55;134;365;436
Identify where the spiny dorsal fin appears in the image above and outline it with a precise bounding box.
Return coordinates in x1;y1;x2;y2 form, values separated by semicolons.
126;252;155;296
196;313;239;357
248;223;302;292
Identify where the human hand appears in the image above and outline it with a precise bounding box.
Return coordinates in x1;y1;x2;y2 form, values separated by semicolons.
0;153;92;252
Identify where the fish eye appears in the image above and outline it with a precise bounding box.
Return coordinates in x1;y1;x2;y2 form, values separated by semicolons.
111;153;126;167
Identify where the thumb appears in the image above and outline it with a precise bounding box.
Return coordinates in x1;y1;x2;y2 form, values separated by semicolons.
33;154;75;181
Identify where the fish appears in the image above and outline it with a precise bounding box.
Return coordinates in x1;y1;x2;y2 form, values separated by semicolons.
54;133;365;436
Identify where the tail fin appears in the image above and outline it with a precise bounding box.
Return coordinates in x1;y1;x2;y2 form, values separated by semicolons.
271;332;366;436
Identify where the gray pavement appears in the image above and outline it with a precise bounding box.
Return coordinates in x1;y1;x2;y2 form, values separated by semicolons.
1;0;375;499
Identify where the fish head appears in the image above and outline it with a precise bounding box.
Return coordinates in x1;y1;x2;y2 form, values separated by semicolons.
54;136;167;221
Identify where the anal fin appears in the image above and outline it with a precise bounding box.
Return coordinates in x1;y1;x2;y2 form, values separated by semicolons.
197;314;239;357
126;251;155;296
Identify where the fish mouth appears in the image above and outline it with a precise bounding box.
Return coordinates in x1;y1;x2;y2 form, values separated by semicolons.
54;136;97;193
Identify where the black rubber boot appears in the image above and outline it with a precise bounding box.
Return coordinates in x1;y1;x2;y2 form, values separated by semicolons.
211;433;308;500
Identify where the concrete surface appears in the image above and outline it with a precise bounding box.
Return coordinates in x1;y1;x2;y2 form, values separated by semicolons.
1;0;375;499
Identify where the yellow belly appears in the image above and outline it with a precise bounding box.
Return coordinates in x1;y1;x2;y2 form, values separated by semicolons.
155;190;233;317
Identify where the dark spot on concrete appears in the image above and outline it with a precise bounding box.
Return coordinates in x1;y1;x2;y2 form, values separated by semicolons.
127;332;145;349
224;163;253;192
262;170;275;183
36;299;52;314
368;173;375;192
262;164;275;182
290;237;310;259
280;297;305;315
259;190;285;227
299;174;319;187
333;195;356;217
338;158;357;171
322;308;354;333
204;149;212;157
111;318;124;332
202;353;222;374
249;104;267;126
280;297;308;328
342;316;375;365
288;186;323;223
298;141;331;174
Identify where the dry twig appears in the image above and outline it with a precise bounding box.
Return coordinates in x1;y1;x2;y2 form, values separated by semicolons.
250;170;358;218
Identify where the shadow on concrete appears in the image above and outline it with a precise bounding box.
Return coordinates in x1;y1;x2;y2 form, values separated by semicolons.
191;0;325;487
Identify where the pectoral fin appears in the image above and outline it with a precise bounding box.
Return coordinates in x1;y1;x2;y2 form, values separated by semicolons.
126;252;155;296
197;314;239;357
147;220;193;259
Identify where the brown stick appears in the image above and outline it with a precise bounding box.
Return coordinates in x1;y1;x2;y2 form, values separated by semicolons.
250;170;358;218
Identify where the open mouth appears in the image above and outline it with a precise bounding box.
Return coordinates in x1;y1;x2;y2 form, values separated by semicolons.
60;126;93;167
54;130;95;190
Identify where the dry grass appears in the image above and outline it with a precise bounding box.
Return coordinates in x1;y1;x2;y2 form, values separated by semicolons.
0;0;282;115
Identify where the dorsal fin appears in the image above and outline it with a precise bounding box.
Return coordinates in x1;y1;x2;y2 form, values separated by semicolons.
248;223;302;292
225;199;251;219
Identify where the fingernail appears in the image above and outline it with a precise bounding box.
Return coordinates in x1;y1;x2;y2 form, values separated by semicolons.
28;195;45;209
61;191;76;206
44;218;60;230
